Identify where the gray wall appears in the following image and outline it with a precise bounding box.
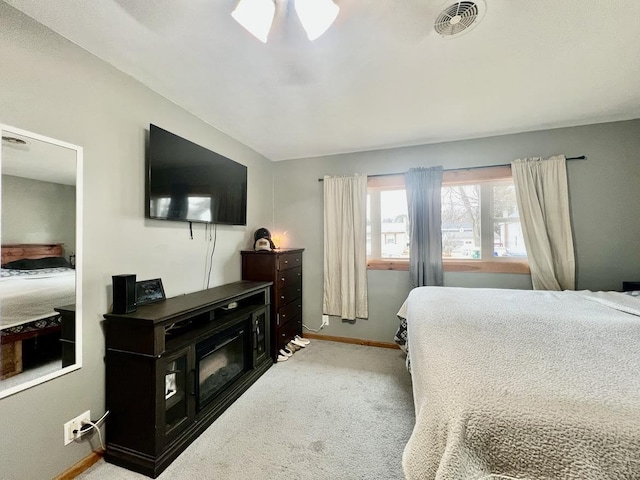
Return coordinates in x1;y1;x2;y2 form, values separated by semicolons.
2;175;76;257
273;119;640;343
1;2;638;477
0;4;273;479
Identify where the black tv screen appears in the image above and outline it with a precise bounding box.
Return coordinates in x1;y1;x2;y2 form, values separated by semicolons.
147;125;247;225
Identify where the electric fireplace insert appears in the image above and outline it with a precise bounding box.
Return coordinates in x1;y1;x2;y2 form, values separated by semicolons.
195;324;250;411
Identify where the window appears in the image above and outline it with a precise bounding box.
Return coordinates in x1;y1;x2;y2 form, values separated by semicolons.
366;166;529;274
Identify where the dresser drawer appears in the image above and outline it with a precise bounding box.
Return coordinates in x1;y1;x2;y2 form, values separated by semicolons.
277;252;302;271
277;300;302;327
277;266;302;289
277;316;302;348
277;284;302;306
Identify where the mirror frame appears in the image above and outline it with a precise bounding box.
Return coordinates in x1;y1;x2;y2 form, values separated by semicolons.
0;124;83;399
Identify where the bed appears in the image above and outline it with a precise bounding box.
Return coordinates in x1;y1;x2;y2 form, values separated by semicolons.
398;286;640;480
0;244;76;379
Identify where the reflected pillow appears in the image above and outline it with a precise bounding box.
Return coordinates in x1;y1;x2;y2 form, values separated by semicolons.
3;256;70;270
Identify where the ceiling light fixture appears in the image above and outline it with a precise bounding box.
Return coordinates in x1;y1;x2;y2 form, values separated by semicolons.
294;0;340;41
232;0;339;43
231;0;276;43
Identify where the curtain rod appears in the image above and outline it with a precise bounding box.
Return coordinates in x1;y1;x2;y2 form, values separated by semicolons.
317;155;586;182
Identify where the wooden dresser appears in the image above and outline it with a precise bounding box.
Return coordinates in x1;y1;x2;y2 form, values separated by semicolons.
241;248;303;360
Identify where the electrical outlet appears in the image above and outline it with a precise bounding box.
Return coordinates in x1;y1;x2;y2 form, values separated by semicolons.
321;315;329;327
63;410;91;446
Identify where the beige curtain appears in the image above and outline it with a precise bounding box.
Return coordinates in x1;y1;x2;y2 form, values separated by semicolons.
511;155;575;290
323;175;368;320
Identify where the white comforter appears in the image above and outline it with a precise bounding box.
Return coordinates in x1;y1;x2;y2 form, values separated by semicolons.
0;268;76;329
403;287;640;480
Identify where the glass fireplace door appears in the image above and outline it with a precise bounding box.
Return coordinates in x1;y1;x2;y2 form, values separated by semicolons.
162;348;191;438
196;325;248;411
252;307;268;366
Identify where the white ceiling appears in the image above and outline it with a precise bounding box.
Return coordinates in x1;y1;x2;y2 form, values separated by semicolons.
1;131;77;185
5;0;640;161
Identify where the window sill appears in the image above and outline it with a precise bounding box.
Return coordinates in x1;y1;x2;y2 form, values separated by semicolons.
367;259;530;274
444;259;530;274
367;259;410;271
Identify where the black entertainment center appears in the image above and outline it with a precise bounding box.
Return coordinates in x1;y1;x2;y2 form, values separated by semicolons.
103;281;272;478
103;125;265;477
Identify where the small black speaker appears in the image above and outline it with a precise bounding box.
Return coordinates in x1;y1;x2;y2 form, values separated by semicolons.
112;274;137;314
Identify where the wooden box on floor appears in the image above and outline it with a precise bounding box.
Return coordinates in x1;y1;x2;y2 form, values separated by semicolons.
1;340;22;379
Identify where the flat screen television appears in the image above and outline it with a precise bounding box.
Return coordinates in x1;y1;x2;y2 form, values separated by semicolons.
146;125;247;225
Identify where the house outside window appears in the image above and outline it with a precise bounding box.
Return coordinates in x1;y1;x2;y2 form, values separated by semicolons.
366;166;529;274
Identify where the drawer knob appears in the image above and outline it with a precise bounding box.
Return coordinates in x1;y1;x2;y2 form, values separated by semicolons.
280;295;285;299
284;260;288;264
281;277;285;281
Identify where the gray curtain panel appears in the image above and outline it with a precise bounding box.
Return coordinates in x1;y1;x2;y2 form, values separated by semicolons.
405;166;444;287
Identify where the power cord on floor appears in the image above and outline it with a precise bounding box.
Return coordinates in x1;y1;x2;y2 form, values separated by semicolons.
302;323;324;333
74;410;110;450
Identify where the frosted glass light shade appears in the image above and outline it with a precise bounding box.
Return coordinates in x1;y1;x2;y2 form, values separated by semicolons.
231;0;276;43
294;0;340;41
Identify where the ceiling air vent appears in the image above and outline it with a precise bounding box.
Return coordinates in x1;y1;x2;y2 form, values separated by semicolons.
1;136;27;145
434;0;486;37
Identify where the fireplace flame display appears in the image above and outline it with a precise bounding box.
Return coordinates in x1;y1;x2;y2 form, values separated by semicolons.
196;326;248;410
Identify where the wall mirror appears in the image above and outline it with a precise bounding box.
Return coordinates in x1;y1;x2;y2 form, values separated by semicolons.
0;124;82;399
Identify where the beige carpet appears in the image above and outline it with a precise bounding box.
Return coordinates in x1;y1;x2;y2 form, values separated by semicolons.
78;340;415;479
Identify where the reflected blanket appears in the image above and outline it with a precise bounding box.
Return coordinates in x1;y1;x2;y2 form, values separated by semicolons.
0;268;75;329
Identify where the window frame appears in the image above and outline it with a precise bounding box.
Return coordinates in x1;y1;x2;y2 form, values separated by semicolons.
366;165;530;274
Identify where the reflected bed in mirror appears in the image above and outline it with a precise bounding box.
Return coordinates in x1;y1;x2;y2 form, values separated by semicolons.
0;125;82;399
